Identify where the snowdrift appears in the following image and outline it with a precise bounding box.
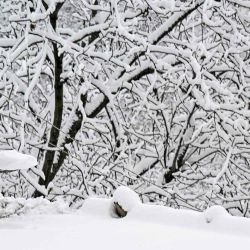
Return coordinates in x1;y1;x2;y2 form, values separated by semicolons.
1;188;250;250
0;197;70;218
80;196;250;238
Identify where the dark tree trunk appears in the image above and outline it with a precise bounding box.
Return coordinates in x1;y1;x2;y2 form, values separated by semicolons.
33;2;64;197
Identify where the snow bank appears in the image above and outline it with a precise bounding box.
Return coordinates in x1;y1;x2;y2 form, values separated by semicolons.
1;197;250;250
79;185;250;237
0;150;37;171
126;203;249;237
80;186;249;238
0;197;70;218
79;197;113;218
112;186;141;212
79;198;250;238
79;187;141;218
204;205;230;223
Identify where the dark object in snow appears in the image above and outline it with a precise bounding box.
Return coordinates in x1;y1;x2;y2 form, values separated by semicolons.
114;202;127;218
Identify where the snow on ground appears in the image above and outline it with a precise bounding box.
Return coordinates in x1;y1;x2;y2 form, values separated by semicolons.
0;197;70;218
1;195;250;250
0;150;37;171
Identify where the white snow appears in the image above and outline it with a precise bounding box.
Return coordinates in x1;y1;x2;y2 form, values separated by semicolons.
112;186;141;212
0;150;37;171
204;205;231;223
1;197;250;250
0;197;69;218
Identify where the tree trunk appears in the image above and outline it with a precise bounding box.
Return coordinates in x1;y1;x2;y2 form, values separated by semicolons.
33;3;64;197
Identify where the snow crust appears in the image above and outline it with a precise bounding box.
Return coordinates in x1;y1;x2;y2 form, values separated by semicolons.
112;186;141;212
0;150;37;171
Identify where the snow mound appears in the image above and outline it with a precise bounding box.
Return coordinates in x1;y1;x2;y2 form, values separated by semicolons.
79;197;113;218
2;198;250;250
112;186;141;212
79;198;250;238
204;205;230;223
0;150;37;171
0;197;70;218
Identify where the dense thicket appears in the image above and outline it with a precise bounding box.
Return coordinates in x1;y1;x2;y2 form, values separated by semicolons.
1;0;250;216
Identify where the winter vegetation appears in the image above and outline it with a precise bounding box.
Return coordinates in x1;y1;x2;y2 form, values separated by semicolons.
1;0;250;227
